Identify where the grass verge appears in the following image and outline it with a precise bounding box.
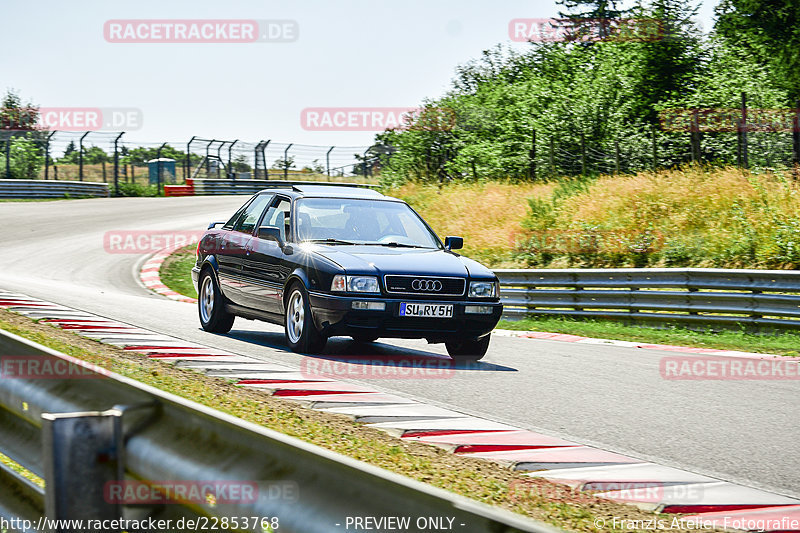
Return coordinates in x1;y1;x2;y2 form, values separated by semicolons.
498;317;800;357
159;244;198;298
0;308;716;533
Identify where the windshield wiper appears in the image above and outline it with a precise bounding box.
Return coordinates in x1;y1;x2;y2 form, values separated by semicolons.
306;238;357;245
373;242;428;248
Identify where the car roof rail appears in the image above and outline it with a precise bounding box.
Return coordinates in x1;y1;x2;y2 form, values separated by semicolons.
250;181;378;192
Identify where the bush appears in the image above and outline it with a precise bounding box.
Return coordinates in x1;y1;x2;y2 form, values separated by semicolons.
116;183;161;197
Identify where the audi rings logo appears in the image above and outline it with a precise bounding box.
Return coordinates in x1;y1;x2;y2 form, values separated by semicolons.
411;279;442;291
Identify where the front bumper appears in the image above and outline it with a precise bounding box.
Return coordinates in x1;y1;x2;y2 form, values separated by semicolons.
191;266;200;293
307;292;503;342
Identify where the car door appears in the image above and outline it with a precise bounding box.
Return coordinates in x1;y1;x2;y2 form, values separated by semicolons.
217;193;273;306
240;196;293;315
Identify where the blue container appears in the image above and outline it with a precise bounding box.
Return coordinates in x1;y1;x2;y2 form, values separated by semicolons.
147;158;176;185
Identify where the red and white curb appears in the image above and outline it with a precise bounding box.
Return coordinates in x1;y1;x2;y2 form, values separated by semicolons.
139;246;197;304
2;289;799;531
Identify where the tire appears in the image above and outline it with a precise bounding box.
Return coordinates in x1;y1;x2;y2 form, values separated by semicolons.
198;269;235;333
351;334;379;343
284;283;327;354
445;334;490;361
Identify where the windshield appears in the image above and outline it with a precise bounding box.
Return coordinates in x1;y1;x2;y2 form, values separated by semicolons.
295;198;440;248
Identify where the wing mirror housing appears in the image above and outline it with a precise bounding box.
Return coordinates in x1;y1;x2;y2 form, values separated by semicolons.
207;221;225;229
444;236;463;251
258;226;283;245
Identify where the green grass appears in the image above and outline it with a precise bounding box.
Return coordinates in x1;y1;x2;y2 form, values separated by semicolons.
159;244;198;298
498;317;800;357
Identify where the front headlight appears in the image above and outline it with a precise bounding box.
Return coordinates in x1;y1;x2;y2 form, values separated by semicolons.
468;280;498;298
331;275;380;293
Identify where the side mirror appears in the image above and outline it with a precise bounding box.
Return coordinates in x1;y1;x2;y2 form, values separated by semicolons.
207;221;225;229
444;236;463;251
258;226;283;245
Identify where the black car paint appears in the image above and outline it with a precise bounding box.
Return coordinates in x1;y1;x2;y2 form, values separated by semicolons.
192;187;502;343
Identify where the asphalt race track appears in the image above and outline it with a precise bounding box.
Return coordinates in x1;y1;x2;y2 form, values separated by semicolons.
1;196;798;499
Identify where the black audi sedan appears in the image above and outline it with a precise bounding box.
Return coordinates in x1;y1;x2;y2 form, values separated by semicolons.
191;184;502;360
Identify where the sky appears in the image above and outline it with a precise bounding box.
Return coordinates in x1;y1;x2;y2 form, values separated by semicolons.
1;0;718;160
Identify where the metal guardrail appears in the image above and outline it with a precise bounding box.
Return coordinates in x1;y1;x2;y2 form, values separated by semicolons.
0;180;110;199
188;179;377;196
496;268;800;330
0;329;557;533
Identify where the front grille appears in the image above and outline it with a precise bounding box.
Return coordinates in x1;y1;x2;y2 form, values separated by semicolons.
384;275;466;296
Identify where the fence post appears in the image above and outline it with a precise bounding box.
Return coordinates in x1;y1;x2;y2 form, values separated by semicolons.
186;135;197;182
156;142;167;194
740;92;749;169
78;131;89;181
42;410;123;528
228;139;238;179
528;129;536;180
549;137;555;178
283;143;293;180
580;132;586;176
651;125;657;172
793;100;800;179
102;160;107;182
614;139;620;174
54;165;58;180
263;140;270;179
690;110;700;164
44;131;57;180
5;134;11;179
113;132;124;196
326;146;334;177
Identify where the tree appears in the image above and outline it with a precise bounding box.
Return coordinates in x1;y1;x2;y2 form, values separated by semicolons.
556;0;627;41
0;90;39;131
272;156;295;171
715;0;800;102
0;136;45;178
232;154;251;172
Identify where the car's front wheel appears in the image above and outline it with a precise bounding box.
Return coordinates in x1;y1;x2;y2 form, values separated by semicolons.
445;334;490;361
198;269;235;333
285;283;327;354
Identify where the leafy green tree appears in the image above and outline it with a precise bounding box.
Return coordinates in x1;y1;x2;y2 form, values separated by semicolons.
272;156;295;171
1;90;39;131
715;0;800;102
1;136;45;178
231;154;251;172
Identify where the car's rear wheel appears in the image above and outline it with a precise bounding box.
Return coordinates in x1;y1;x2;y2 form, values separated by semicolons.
445;334;490;361
285;283;327;354
198;269;235;333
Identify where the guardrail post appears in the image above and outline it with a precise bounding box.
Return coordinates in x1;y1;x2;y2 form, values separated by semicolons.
42;410;123;528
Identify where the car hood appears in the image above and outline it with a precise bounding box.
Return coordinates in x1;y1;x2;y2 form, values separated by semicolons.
309;245;493;278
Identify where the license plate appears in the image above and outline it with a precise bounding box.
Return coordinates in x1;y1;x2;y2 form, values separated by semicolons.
399;303;453;318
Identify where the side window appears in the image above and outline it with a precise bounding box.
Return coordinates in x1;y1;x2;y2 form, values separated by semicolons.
222;197;254;230
232;194;273;234
259;197;292;241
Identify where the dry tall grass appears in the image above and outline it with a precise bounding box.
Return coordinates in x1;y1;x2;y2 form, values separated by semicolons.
390;168;800;269
389;181;554;265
